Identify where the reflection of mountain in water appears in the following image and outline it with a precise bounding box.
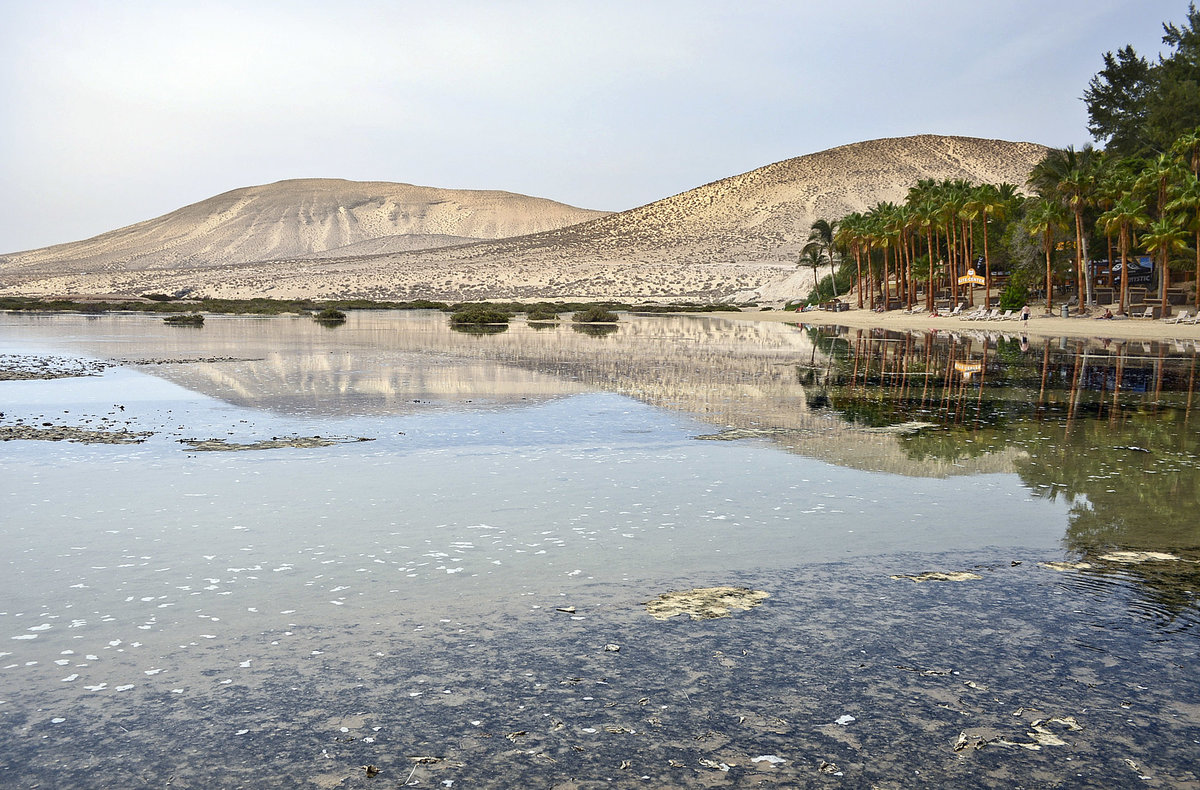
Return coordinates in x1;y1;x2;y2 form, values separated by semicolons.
85;312;1200;486
98;311;1017;476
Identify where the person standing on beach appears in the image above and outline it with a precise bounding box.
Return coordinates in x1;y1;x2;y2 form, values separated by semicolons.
1020;304;1030;328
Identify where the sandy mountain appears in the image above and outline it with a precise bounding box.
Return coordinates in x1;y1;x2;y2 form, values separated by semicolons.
0;136;1048;301
0;178;608;274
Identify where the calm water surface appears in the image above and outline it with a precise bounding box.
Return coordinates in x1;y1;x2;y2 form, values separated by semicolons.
1;311;1197;788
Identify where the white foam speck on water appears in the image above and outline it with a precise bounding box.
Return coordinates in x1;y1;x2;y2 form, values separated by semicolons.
51;717;65;723
61;674;79;682
115;685;134;691
12;635;37;641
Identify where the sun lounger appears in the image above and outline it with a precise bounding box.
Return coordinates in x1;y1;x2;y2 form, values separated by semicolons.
1165;310;1191;324
1136;306;1155;318
999;309;1014;320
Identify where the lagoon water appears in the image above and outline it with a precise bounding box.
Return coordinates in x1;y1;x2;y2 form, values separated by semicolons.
1;310;1198;788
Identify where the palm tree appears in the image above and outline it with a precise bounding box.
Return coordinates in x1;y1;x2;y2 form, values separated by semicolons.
1025;197;1069;314
835;213;866;308
809;219;839;299
1097;193;1150;314
1165;172;1200;310
1142;216;1189;315
1135;154;1186;303
1029;145;1099;311
974;183;1019;307
938;186;965;305
911;198;941;311
1171;126;1200;177
799;242;826;302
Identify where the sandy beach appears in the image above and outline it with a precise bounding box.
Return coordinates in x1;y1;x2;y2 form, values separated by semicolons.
727;304;1200;343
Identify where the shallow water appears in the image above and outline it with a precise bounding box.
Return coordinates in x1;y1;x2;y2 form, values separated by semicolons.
1;311;1198;788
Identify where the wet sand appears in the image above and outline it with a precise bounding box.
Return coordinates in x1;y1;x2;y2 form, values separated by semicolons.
725;305;1200;342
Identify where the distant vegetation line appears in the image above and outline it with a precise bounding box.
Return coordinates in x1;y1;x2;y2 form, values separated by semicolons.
0;295;748;316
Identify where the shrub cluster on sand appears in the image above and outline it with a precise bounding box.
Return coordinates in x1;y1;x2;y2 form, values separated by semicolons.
449;304;514;325
572;306;619;323
313;308;347;323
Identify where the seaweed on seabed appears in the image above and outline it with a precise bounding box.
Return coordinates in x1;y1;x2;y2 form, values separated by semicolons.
163;313;204;326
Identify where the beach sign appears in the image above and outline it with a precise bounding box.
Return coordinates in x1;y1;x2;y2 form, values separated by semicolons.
957;268;986;286
954;361;983;380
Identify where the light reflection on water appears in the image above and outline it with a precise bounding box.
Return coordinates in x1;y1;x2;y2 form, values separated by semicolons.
1;311;1198;787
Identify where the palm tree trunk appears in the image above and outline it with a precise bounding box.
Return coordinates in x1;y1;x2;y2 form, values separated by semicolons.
1075;210;1087;312
882;246;890;308
854;245;863;308
926;228;935;311
1045;237;1054;314
949;221;959;305
1161;251;1171;316
982;212;991;309
1106;234;1114;288
1118;228;1129;315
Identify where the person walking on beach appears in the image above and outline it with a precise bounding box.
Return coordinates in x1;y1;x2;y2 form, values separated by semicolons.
1020;304;1030;328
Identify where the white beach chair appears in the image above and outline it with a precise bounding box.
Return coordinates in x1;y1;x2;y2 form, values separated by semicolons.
999;309;1014;321
1165;310;1191;324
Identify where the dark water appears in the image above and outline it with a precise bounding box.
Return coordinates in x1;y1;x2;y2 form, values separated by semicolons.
1;312;1197;788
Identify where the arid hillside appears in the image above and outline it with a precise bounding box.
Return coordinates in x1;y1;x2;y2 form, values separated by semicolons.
0;179;608;273
0;136;1048;301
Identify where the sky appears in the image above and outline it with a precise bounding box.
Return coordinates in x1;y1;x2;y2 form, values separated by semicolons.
0;0;1189;252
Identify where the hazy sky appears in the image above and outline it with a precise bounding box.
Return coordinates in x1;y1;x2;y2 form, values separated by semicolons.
0;0;1187;252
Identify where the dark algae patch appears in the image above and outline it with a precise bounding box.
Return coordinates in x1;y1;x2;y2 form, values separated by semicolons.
179;436;374;451
5;553;1198;789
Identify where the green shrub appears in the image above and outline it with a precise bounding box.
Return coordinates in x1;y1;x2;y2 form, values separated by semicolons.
526;305;562;321
572;306;619;323
998;282;1028;312
449;304;513;325
313;308;347;323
